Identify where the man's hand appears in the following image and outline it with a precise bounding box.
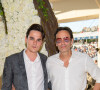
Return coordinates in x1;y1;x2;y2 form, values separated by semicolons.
93;83;100;90
12;84;15;90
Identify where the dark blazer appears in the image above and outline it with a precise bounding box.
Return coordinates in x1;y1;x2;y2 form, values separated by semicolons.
1;50;48;90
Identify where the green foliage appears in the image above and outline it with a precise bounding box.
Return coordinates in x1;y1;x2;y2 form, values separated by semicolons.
87;39;96;43
37;0;48;21
0;1;3;16
0;0;8;34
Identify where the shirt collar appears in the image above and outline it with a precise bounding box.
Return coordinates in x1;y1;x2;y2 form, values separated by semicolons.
56;49;75;63
23;50;40;63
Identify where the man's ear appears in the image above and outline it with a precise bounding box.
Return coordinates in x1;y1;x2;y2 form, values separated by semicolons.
71;38;73;48
25;36;27;47
71;38;73;44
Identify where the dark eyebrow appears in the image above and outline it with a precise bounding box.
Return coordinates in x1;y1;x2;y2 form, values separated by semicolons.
29;37;34;39
37;38;42;42
37;38;42;40
29;37;42;41
56;37;69;39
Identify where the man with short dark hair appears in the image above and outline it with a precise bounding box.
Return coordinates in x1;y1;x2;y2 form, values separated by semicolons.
46;27;100;90
2;24;48;90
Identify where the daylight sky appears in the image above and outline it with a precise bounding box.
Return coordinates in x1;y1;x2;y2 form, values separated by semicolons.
59;19;99;32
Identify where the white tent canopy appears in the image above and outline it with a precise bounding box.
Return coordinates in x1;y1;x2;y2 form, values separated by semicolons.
49;0;100;67
73;31;99;40
49;0;100;23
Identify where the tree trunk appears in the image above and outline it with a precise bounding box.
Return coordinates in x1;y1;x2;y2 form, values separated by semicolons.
33;0;58;56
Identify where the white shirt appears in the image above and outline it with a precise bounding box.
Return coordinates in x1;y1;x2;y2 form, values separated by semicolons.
46;50;100;90
23;50;44;90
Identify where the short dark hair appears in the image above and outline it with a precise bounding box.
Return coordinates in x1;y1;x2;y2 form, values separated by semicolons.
26;24;45;40
54;27;73;40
